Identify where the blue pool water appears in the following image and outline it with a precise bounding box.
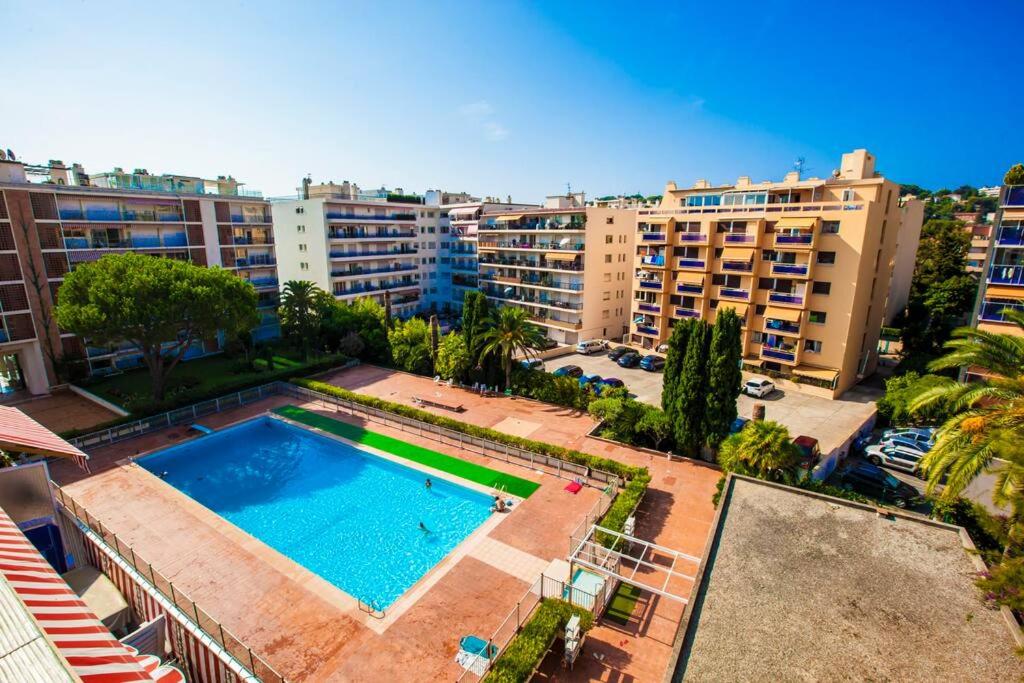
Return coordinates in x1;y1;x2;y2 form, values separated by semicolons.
139;416;493;608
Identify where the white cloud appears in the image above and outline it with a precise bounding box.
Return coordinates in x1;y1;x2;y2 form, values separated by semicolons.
458;100;508;142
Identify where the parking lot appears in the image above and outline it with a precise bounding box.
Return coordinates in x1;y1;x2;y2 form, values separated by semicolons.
543;346;879;456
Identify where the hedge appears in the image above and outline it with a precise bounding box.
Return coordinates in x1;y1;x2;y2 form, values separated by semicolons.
292;378;650;548
485;599;593;683
59;356;349;439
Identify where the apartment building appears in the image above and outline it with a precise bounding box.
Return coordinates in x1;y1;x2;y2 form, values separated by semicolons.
956;211;994;273
884;199;925;324
0;157;280;396
630;150;920;398
477;193;636;345
272;181;422;318
972;184;1024;336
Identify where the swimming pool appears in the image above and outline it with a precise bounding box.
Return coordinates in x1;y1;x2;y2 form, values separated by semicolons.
139;416;493;609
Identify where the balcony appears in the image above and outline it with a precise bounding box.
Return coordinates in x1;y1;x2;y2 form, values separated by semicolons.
765;318;801;335
230;214;272;224
231;235;274;245
640;254;666;267
637;302;661;313
248;277;279;289
761;345;797;363
996;226;1024;246
770;262;810;277
768;291;805;306
980;300;1024;322
519;277;583;291
675;307;700;319
236;256;277;268
450;261;477;272
721;260;753;273
719;287;749;301
529;315;583;330
639;279;665;290
482;219;585;232
635;324;660;336
723;233;755;244
677;282;704;295
331;264;417;278
678;258;706;270
640;232;667;242
326;212;417;221
774;232;814;248
329;230;416;240
1005;187;1024;206
477;240;585;251
329;248;417;259
678;232;708;244
989;265;1024;285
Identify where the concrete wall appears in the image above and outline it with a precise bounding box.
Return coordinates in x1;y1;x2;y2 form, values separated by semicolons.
580;207;636;341
885;199;924;324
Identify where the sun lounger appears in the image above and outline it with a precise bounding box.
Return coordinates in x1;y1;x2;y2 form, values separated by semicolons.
189;424;214;435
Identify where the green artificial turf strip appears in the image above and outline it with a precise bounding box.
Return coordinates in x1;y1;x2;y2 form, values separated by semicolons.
273;405;540;498
604;582;642;625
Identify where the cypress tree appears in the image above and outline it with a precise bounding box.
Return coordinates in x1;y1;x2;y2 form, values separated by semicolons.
673;320;710;456
704;308;743;450
661;318;693;414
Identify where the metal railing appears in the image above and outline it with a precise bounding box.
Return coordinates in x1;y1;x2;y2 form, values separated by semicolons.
52;486;286;683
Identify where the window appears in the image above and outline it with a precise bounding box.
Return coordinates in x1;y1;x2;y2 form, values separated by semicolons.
605;254;612;263
812;281;831;295
809;311;827;324
298;243;307;252
842;189;856;202
822;220;840;234
751;331;763;343
755;304;766;315
295;207;304;214
296;224;306;233
817;251;836;265
605;235;613;244
804;339;822;353
602;309;610;319
603;291;611;301
603;273;611;282
606;217;614;225
300;262;308;271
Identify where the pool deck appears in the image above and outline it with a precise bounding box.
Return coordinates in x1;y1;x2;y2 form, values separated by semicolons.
50;365;721;681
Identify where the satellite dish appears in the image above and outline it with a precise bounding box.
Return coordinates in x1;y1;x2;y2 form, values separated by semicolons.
558;237;570;247
6;149;14;161
0;150;6;161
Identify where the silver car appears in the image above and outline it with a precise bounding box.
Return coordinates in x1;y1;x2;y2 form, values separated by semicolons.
865;443;924;476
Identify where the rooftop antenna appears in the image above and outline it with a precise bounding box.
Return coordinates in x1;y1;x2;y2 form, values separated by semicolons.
793;157;809;177
566;182;572;197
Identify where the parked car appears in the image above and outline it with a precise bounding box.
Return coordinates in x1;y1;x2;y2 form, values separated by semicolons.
599;377;625;389
639;354;665;372
793;436;821;471
520;358;544;371
579;373;603;387
539;337;559;350
865;443;925;476
617;351;642;368
552;365;583;378
877;435;930;456
575;340;608;355
607;346;631;361
656;343;670;354
742;377;775;398
730;417;750;433
880;427;935;450
832;463;922;508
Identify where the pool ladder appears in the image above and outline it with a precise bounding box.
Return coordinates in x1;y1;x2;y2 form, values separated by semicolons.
358;598;386;619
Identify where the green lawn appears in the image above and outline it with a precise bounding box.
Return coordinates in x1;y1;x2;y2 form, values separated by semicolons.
273;405;540;498
604;582;642;625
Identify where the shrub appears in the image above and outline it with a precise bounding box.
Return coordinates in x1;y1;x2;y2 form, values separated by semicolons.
876;371;951;427
595;472;651;547
486;599;593;683
510;367;593;411
931;496;1006;556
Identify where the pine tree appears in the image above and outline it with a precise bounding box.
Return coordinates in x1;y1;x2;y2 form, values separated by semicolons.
673;320;710;456
704;308;743;450
661;319;693;414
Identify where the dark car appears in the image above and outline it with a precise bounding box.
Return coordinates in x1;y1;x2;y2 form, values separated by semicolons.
730;417;749;433
579;373;603;388
639;354;665;372
617;351;642;368
539;337;559;350
832;463;921;508
599;377;625;389
607;346;631;361
553;364;583;378
520;358;544;371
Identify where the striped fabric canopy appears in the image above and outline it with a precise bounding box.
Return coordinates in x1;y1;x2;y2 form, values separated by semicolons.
0;406;90;471
0;509;183;683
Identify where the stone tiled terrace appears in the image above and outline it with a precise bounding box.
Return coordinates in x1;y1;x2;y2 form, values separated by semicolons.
50;364;720;681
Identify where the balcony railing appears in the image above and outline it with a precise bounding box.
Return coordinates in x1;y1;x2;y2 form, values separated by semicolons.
678;233;708;243
1005;187;1024;206
479;258;583;272
639;280;664;290
331;264;417;277
236;256;277;268
678;258;706;269
723;233;755;244
329;231;416;240
335;281;419;296
761;346;797;362
980;300;1024;322
675;307;700;318
519;278;583;291
722;260;753;272
637;302;661;313
450;262;477;272
59;208;186;222
770;262;809;276
775;233;813;245
529;315;583;329
329;248;417;258
248;277;279;289
231;236;274;245
484;291;583;310
768;291;804;306
478;241;585;251
719;287;749;300
326;212;417;221
641;255;666;266
641;233;667;241
989;265;1024;285
996;226;1024;246
635;324;659;335
482;220;585;232
765;319;801;334
677;283;704;294
230;214;271;224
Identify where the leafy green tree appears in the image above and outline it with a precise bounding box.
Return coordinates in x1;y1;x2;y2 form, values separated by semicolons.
480;307;545;389
718;420;801;482
637;406;672;451
435;332;470;380
429;314;440;365
876;371;951;426
588;395;645;444
704;308;743;449
388;317;433;375
673;320;710;456
1004;163;1024;186
279;280;332;360
321;298;389;363
661;319;693;413
56;253;258;400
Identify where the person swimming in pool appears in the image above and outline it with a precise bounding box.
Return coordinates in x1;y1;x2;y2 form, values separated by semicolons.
419;521;430;533
425;478;432;489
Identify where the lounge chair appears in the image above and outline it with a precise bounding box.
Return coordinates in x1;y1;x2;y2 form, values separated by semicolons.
459;635;497;659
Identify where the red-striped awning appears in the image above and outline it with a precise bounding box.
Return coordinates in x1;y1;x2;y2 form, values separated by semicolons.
0;406;90;471
0;510;184;683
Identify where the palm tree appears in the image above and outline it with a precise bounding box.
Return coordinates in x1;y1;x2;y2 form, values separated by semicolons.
910;310;1024;503
279;280;330;360
717;420;801;482
479;306;545;389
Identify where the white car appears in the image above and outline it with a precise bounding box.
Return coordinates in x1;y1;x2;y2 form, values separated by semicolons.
866;443;924;476
575;340;608;355
742;378;775;398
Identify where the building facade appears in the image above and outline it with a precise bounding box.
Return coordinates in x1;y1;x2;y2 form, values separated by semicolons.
630;150;918;398
972;184;1024;337
956;211;994;274
477;194;636;345
0;158;279;396
272;182;422;318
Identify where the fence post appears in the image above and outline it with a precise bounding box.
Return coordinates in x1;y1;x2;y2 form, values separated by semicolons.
248;648;256;673
192;404;198;419
219;623;226;646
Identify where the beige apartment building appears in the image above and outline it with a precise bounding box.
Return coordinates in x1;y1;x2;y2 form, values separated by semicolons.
477;193;636;345
630;150;921;398
972;184;1024;337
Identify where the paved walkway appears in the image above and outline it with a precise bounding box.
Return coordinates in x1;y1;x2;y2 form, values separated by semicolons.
319;365;722;682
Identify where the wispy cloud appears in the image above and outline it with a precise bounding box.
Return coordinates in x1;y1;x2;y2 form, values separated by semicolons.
459;100;508;142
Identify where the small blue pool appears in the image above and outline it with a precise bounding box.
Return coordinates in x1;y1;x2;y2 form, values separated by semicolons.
139;416;493;609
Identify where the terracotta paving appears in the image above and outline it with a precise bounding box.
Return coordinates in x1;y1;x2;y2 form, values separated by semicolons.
10;389;119;434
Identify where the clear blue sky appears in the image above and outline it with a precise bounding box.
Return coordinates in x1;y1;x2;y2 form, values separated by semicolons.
3;1;1021;201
